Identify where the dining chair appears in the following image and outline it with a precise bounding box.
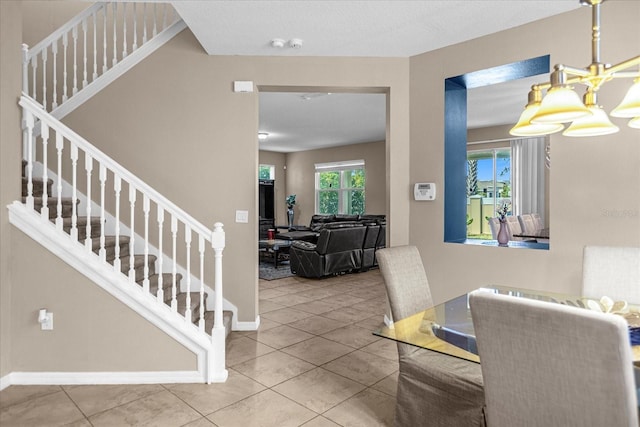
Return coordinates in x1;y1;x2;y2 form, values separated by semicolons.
377;246;486;427
531;212;544;230
517;214;537;235
469;289;638;427
505;216;524;241
488;217;500;240
582;246;640;304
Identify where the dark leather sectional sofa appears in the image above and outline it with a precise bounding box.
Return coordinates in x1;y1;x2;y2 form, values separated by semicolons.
282;214;386;278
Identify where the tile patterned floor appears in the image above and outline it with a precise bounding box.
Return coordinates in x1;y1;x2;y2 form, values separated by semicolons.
0;270;397;426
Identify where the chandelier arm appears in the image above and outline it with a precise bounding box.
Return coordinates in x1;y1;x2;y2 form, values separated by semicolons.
606;56;640;74
561;65;593;78
610;72;640;79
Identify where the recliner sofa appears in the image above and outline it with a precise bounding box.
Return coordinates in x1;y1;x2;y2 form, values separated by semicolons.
289;225;368;278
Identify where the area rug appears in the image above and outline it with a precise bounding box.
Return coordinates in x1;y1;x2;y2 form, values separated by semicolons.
259;260;295;280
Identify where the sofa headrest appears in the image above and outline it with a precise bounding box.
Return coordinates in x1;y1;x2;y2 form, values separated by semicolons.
334;214;360;222
316;226;367;254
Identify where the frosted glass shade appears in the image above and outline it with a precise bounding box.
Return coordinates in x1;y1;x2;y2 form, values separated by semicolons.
510;104;564;136
563;106;619;137
531;87;592;124
629;117;640;129
610;80;640;118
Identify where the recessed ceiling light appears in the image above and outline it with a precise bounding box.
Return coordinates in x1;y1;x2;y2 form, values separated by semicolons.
258;132;269;141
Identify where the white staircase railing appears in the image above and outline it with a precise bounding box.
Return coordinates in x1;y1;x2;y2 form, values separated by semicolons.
19;94;227;383
23;1;185;118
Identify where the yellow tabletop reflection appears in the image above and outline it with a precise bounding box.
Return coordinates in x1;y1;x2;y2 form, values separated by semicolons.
375;286;640;364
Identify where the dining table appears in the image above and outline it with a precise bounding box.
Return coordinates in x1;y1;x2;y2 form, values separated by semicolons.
513;228;550;240
374;285;640;364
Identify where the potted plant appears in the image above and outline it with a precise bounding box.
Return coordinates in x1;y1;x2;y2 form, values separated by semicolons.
286;194;296;230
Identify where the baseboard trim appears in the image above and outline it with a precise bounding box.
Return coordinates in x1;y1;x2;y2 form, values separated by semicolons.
233;316;260;331
4;371;203;387
0;373;12;391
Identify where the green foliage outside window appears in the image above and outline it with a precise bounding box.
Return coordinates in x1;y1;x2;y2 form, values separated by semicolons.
317;168;365;215
259;165;274;180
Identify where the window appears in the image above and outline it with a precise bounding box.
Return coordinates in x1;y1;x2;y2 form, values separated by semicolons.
315;160;365;215
466;149;511;239
259;164;275;180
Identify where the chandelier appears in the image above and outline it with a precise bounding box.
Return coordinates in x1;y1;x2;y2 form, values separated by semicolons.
510;0;639;137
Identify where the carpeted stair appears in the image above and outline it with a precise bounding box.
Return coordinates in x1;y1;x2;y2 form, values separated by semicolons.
22;161;232;337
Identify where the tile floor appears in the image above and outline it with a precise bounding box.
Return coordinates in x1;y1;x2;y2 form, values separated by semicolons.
0;269;398;426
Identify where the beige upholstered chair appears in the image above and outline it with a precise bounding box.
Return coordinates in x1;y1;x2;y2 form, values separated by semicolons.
377;246;486;427
517;214;537;235
488;217;500;240
505;216;524;241
469;289;638;427
582;246;640;304
531;212;544;230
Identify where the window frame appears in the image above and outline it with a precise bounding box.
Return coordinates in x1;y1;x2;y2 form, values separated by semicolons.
315;160;365;215
259;164;275;180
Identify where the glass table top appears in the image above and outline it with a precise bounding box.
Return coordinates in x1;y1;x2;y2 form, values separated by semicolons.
374;286;640;364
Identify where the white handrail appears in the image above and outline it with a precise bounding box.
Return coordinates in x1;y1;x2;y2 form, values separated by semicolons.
19;95;212;240
23;2;181;113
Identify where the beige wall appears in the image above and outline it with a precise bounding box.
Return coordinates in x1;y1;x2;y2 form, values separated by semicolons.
0;0;22;379
409;1;640;305
61;29;410;323
10;234;195;372
258;150;287;226
284;141;386;226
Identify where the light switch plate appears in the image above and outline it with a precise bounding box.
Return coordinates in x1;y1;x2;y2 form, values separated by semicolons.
235;210;249;223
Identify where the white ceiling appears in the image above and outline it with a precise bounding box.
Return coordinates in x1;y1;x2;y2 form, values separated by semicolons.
172;0;580;152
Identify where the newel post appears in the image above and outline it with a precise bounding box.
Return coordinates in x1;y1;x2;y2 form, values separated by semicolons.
211;222;225;327
21;44;29;94
207;222;227;383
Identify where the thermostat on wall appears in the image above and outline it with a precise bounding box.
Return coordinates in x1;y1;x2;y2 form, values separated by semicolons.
414;183;436;201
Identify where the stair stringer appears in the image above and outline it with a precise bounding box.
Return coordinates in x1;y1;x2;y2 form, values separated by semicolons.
8;201;229;384
29;160;241;329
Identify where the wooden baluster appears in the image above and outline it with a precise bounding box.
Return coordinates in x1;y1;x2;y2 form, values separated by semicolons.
142;3;148;44
51;40;58;109
162;3;168;31
152;3;158;37
198;235;205;331
84;154;93;250
22;44;29;94
128;184;136;282
113;175;122;273
184;225;192;323
41;47;47;109
40;123;50;220
102;7;107;73
99;164;107;261
142;194;150;293
122;3;128;58
70;144;78;241
156;206;164;303
72;26;78;95
171;215;178;312
24;109;34;210
82;19;88;88
55;133;64;230
30;55;37;101
62;32;68;102
132;3;138;51
112;3;118;66
92;11;97;81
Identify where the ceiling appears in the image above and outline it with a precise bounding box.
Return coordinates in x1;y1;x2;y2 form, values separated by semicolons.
172;1;580;152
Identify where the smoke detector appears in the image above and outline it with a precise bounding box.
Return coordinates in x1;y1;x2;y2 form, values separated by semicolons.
289;38;303;49
271;39;285;48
